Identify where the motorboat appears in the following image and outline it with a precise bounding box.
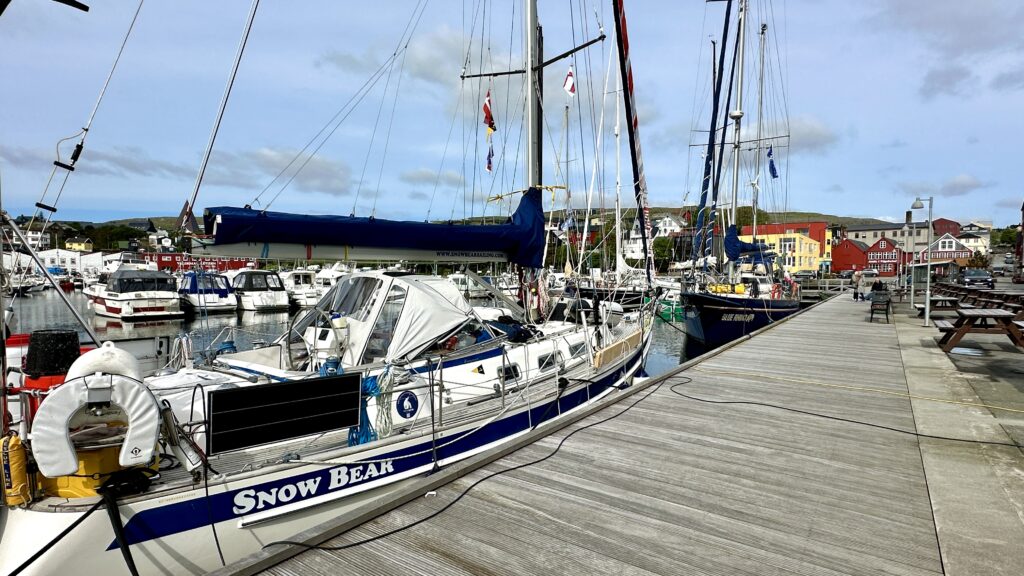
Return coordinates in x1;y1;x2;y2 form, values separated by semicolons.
177;271;238;314
84;268;184;320
279;269;320;307
229;269;289;312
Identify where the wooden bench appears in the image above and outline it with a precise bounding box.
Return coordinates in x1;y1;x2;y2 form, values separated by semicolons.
933;319;955;332
870;294;892;323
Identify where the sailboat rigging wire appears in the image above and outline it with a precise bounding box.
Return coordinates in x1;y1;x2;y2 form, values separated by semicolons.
10;0;145;302
186;0;260;220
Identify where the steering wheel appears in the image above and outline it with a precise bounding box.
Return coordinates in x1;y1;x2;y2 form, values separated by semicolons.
285;308;344;371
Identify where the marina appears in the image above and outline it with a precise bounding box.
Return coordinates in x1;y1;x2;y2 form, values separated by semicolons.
216;291;1024;576
1;0;1023;574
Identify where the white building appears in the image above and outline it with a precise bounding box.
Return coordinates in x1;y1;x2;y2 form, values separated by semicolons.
958;221;991;254
32;249;105;273
11;229;51;250
621;215;684;260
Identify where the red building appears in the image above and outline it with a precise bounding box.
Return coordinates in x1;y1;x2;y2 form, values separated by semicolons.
917;234;972;262
931;218;961;239
142;252;256;272
741;221;829;257
865;238;907;277
830;239;869;272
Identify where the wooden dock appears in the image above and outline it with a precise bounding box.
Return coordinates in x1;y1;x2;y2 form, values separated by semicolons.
220;295;1023;576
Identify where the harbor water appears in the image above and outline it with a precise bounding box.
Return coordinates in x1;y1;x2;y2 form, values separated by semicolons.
4;288;694;376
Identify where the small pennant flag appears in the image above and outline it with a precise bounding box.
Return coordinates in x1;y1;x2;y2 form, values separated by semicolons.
472;364;485;374
486;142;494;173
767;145;779;179
563;67;576;96
483;89;496;134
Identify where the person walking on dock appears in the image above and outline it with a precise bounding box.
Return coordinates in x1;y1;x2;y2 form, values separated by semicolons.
852;270;863;301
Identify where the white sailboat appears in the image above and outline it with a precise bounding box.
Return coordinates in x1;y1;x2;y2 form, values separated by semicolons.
0;2;658;575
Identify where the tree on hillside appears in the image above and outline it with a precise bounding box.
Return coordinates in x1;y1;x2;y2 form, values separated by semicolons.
997;227;1018;246
652;237;673;271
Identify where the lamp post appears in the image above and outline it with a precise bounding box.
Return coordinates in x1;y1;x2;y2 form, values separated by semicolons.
912;196;933;327
903;223;915;308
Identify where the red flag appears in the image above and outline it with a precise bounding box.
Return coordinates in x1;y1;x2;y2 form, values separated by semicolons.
563;67;576;96
483;89;496;133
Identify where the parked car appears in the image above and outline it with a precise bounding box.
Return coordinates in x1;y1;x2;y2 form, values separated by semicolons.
838;270;854;280
793;271;816;281
861;269;879;278
957;268;994;288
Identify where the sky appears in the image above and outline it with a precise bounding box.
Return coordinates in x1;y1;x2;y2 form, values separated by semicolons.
0;0;1022;229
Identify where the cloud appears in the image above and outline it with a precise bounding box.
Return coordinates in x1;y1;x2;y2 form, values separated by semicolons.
966;136;980;145
824;184;844;194
919;64;977;99
408;190;429;201
221;148;353;197
871;2;1024;98
881;138;907;148
871;1;1024;59
0;144;352;197
878;165;903;177
788;115;839;155
0;144;195;180
990;68;1024;91
399;168;464;188
995;197;1021;209
897;173;991;198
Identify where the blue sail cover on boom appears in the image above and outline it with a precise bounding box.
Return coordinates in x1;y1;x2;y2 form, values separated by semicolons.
724;224;772;263
204;188;546;268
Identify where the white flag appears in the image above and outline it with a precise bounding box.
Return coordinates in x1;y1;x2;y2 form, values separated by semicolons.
563;67;576;96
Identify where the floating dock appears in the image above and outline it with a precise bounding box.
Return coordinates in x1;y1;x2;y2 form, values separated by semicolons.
217;295;1024;576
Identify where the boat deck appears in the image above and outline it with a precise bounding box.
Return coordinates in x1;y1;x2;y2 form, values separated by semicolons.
219;295;1024;576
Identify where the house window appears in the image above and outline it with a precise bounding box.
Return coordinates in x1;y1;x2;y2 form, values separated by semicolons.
916;229;921;236
873;232;878;238
879;240;887;248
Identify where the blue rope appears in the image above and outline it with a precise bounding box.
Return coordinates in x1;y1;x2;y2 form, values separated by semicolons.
347;371;383;446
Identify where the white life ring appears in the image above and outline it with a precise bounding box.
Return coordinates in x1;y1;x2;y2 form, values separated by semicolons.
30;345;159;477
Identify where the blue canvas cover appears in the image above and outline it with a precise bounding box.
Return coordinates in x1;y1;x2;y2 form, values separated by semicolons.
204;188;546;268
724;224;772;262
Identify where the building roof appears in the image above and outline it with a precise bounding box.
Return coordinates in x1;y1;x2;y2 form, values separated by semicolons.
838;239;869;251
66;236;91;243
957;232;982;239
846;221;929;232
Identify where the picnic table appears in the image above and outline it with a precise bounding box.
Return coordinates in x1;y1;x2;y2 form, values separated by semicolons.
914;295;959;317
934;309;1024;353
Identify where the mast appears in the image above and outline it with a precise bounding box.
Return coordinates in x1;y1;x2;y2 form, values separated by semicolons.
612;0;654;286
751;22;767;241
614;68;623;278
727;0;747;282
525;0;543;189
691;1;733;270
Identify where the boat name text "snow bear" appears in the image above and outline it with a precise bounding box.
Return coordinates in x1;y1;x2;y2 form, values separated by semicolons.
231;460;396;515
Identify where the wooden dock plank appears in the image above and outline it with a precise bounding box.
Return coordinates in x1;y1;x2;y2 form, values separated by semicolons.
262;297;943;576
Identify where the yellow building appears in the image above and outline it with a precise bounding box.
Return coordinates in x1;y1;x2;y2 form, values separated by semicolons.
65;236;93;252
737;232;820;272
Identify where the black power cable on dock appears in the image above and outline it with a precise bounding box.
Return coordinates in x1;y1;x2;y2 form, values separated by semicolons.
262;376;668;555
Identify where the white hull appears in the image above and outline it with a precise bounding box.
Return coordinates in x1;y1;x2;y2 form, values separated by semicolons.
86;288;184;320
237;290;290;311
0;337;649;576
181;293;238;314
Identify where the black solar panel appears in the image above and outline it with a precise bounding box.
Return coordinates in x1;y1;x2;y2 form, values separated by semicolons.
206;373;362;455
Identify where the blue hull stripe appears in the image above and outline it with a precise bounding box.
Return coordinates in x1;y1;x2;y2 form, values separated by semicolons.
110;347;641;549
